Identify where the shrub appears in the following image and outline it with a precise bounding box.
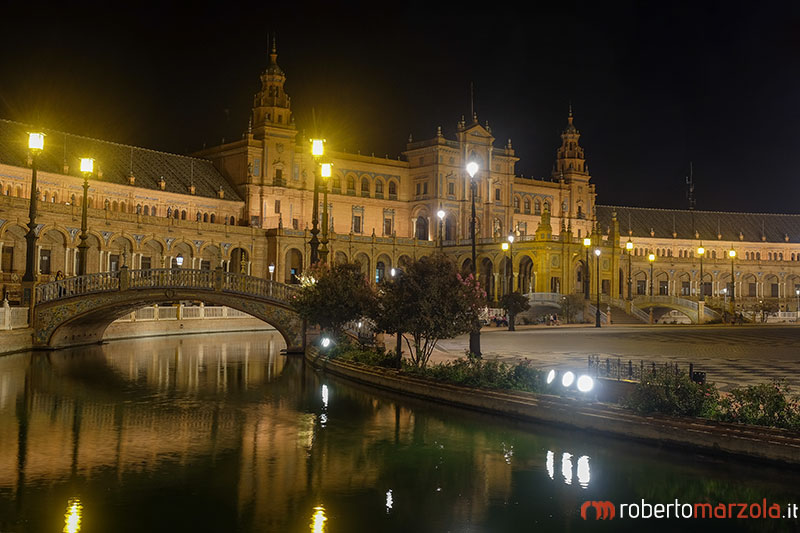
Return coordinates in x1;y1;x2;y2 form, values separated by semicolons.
332;344;396;368
410;357;543;393
715;381;800;430
626;367;718;417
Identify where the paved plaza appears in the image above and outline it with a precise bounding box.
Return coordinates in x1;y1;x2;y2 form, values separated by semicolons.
431;325;800;391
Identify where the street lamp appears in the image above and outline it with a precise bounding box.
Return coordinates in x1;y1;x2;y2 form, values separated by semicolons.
594;248;601;328
648;253;656;324
437;209;445;250
625;240;633;300
466;160;481;357
320;162;332;264
76;158;94;276
268;263;275;281
309;138;325;265
697;245;705;301
729;249;736;315
22;132;45;305
175;254;184;268
507;234;514;294
583;237;591;299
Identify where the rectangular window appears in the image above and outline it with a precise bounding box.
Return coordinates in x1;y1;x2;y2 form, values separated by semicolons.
495;188;501;201
423;182;428;195
384;218;392;235
109;254;120;272
353;215;362;234
140;256;151;270
274;199;281;213
748;283;757;297
1;246;13;272
415;183;421;196
274;169;283;185
637;279;646;295
771;283;779;298
292;218;299;230
448;182;455;196
658;280;668;295
253;158;261;177
601;279;610;295
39;249;51;275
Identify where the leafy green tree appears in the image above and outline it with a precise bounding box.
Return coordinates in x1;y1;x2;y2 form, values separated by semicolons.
372;255;484;368
293;262;375;339
559;293;583;324
498;292;530;331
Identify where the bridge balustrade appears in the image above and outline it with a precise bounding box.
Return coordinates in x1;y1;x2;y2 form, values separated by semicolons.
129;268;215;291
36;272;120;303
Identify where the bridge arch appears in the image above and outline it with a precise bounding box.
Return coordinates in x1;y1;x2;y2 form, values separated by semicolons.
33;269;303;352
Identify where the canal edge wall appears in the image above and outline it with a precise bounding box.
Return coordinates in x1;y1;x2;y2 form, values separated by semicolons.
305;350;800;465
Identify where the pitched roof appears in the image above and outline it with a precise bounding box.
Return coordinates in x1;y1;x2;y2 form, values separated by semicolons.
0;119;241;201
597;205;800;244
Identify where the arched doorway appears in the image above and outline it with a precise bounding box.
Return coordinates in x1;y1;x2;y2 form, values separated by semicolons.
519;255;534;293
375;254;392;283
230;247;250;274
354;252;370;280
285;248;303;284
415;216;429;241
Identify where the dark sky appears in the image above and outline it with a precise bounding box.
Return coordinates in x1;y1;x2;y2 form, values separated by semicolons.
2;1;799;213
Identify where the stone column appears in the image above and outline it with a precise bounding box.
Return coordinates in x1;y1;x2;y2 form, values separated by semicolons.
0;242;4;273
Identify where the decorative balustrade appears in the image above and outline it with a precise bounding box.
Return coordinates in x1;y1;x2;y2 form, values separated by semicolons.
526;292;562;305
0;305;29;330
33;268;297;307
115;305;259;323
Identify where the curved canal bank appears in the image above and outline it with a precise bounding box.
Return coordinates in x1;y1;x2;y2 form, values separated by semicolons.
305;350;800;465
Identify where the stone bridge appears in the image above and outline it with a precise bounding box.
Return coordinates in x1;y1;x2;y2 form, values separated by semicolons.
32;267;303;351
632;295;721;324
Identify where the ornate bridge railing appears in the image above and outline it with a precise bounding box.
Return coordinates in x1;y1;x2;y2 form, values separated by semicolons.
35;268;298;307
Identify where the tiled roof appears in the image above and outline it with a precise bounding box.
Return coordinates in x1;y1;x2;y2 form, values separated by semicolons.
0;119;241;201
597;205;800;244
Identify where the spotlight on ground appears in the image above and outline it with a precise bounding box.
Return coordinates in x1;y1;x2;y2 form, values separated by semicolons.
576;375;594;393
561;371;575;388
546;369;556;385
320;337;332;349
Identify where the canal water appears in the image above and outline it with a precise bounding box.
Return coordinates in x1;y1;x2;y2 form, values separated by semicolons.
0;332;797;532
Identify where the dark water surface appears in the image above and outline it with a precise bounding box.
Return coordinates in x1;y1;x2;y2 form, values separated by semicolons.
0;332;797;532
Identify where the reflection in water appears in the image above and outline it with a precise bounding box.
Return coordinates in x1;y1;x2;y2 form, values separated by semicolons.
0;332;798;531
63;498;82;533
310;505;327;532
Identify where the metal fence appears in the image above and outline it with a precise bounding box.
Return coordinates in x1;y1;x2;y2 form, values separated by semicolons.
587;355;706;383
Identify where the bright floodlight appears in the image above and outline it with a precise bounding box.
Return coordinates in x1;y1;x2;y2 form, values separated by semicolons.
546;369;556;385
437;209;445;220
320;163;332;178
648;253;655;262
507;234;515;244
320;337;331;348
625;240;633;250
577;375;595;393
729;249;736;258
466;161;479;178
80;158;94;174
697;246;705;256
502;242;509;251
561;371;575;388
583;238;591;247
311;139;324;157
28;132;44;151
594;248;601;256
390;267;397;277
175;254;184;267
796;289;799;296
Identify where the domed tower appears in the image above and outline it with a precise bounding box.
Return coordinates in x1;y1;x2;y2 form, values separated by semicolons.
251;37;293;136
552;105;588;182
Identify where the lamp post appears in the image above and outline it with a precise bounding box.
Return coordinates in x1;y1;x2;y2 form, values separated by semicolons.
594;248;601;327
268;263;275;281
466;160;481;358
22;132;45;306
697;245;705;301
437;209;445;251
507;234;514;293
625;240;633;300
795;288;799;319
175;254;184;269
648;253;655;324
309;139;325;265
729;249;736;316
77;158;94;276
320;162;331;264
583;237;591;299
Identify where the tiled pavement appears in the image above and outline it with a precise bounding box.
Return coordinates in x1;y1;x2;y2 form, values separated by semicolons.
428;324;800;392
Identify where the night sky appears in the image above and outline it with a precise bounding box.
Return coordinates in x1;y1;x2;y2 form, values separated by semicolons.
2;1;799;213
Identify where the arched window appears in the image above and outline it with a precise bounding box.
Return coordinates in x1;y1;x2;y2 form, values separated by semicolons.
144;205;150;216
203;213;209;222
361;177;370;195
513;196;520;212
196;212;202;222
210;214;216;223
173;209;179;219
524;198;531;214
333;175;341;189
375;180;384;194
415;216;429;241
388;181;397;197
376;261;386;283
756;252;761;260
230;216;236;226
346;176;355;192
181;210;187;220
577;205;583;218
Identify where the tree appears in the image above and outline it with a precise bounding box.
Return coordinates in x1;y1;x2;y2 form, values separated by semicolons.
372;255;484;368
560;293;583;324
498;292;530;331
293;262;375;339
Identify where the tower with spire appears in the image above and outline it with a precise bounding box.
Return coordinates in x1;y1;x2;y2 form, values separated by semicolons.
552;105;589;182
251;36;294;135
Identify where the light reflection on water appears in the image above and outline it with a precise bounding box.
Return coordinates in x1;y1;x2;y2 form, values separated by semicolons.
0;331;798;532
